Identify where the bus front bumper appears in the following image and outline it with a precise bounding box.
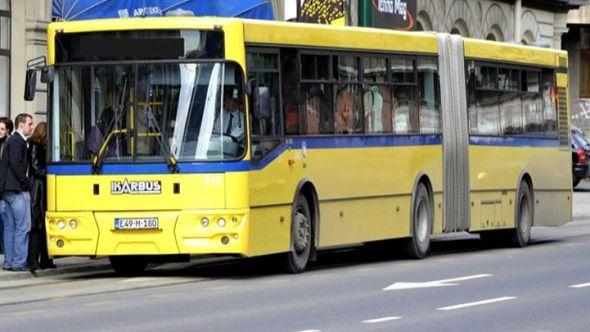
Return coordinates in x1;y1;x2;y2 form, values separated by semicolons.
45;210;250;257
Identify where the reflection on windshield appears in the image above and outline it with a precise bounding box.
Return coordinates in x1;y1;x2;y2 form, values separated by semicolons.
51;62;245;164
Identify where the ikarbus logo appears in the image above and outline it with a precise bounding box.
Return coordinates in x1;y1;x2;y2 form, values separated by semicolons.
111;179;162;195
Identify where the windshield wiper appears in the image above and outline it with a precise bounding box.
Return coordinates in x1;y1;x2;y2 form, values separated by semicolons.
144;109;179;173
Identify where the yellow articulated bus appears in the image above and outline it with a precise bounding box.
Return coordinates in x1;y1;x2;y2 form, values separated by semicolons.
31;17;571;274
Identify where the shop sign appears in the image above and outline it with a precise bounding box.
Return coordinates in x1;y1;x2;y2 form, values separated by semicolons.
371;0;416;30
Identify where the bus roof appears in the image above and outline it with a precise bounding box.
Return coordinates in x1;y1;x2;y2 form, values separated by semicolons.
47;17;566;68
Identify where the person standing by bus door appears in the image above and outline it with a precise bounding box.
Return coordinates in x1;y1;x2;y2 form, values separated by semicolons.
0;117;14;255
0;114;33;271
27;122;54;271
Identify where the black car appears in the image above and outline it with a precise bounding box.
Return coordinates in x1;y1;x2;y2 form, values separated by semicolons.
572;130;590;187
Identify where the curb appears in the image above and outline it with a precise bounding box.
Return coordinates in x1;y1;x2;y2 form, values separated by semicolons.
0;259;112;282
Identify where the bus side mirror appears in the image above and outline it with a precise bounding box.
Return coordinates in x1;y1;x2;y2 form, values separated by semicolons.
254;86;271;120
41;66;54;84
24;69;37;101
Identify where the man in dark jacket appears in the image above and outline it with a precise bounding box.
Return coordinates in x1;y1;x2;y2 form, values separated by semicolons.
0;117;14;255
0;113;33;271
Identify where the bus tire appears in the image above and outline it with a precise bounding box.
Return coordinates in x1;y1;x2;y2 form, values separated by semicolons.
406;182;432;259
282;195;313;273
510;181;533;247
109;256;148;275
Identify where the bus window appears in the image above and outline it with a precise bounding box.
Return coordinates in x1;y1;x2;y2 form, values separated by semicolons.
469;90;500;135
417;58;441;134
362;57;387;83
301;54;330;80
390;58;414;84
474;66;497;89
362;57;392;134
500;92;523;135
542;69;557;137
334;56;362;134
282;49;300;135
393;85;418;134
301;83;333;135
523;92;544;136
522;70;540;93
334;84;362;134
499;68;519;91
247;49;283;160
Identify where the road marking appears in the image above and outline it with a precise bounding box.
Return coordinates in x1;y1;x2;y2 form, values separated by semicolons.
437;296;516;311
384;274;492;291
295;330;321;332
149;293;176;299
206;286;233;291
13;309;46;317
362;316;402;323
570;282;590;288
121;277;159;283
83;300;116;307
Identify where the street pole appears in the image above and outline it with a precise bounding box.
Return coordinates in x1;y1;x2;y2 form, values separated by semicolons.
515;0;522;43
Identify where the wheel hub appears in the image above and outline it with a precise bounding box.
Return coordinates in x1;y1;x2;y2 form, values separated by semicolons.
294;209;310;252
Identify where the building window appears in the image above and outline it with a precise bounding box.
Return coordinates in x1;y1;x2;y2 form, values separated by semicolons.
450;19;470;37
581;51;590;98
0;0;10;117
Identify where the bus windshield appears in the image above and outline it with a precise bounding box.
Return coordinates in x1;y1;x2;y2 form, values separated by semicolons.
51;61;246;164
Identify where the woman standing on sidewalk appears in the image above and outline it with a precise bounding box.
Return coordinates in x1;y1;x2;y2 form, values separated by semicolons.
27;122;54;271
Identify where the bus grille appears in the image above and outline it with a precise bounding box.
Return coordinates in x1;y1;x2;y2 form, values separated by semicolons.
557;88;569;149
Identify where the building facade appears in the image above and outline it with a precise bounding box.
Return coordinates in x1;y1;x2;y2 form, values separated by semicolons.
414;0;570;48
0;0;51;120
565;4;590;130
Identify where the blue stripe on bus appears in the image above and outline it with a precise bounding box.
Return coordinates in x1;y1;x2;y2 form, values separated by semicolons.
47;134;443;175
289;134;442;149
469;136;559;147
46;135;559;175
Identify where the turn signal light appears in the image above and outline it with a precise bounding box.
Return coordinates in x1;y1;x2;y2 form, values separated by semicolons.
578;148;586;165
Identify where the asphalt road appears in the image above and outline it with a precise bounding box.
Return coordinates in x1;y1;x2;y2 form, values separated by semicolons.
1;186;590;331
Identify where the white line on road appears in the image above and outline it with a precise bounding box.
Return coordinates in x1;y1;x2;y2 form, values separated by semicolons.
121;277;160;283
362;316;402;323
570;282;590;288
437;296;516;311
433;274;493;284
384;274;492;291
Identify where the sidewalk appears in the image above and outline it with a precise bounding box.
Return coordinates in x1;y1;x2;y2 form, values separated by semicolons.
0;255;112;281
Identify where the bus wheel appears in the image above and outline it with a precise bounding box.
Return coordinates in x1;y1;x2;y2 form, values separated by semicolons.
406;183;432;259
282;195;312;273
109;256;148;275
510;181;533;247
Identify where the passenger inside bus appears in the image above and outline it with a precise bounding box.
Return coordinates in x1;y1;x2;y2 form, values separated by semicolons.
87;86;127;158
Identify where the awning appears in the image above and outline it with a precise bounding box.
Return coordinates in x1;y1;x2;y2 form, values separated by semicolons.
52;0;275;21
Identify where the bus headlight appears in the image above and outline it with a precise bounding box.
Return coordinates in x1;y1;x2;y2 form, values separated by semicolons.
57;220;66;230
217;218;226;227
201;217;209;227
69;219;78;229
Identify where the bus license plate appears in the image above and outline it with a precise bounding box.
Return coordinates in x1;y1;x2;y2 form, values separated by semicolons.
114;218;159;230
